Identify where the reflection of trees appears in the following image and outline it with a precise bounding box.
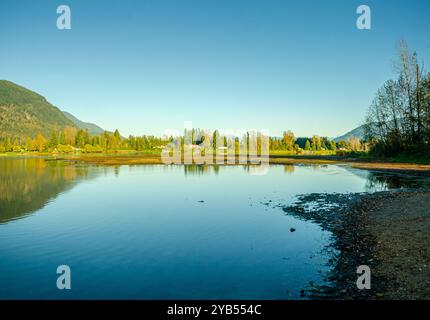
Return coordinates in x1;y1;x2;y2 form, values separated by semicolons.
184;165;212;176
0;158;93;223
213;165;220;175
283;165;295;174
365;171;429;191
297;164;328;171
311;164;328;171
342;166;430;191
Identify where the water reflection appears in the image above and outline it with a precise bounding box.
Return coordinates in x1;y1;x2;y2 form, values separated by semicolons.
183;164;337;177
0;158;95;223
345;167;430;191
297;163;329;171
1;159;429;225
284;165;295;174
184;165;215;176
366;171;430;190
1;159;429;299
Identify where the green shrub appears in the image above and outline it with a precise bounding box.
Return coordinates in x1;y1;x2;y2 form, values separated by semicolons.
83;144;103;153
57;144;73;153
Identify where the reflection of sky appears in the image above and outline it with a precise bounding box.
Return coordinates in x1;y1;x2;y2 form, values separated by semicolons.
0;163;425;299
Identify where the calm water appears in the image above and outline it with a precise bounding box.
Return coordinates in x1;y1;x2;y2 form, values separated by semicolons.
0;157;428;299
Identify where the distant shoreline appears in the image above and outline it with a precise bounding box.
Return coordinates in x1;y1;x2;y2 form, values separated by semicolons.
2;152;430;172
269;155;430;172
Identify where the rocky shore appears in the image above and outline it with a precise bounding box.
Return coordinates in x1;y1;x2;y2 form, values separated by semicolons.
281;190;430;300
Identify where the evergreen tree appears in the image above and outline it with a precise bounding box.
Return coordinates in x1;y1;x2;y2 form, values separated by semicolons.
75;129;85;148
60;131;66;145
305;140;311;151
49;130;58;148
4;137;11;152
311;135;321;151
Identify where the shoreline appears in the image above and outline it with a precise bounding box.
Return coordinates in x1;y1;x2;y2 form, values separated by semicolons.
282;190;430;299
2;152;430;171
269;155;430;172
17;153;430;174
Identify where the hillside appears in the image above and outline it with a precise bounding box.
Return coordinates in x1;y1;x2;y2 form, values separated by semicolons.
0;80;75;138
334;125;365;142
62;111;105;135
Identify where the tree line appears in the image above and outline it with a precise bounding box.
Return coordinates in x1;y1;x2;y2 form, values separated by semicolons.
269;131;362;153
0;127;363;154
0;126;169;153
364;40;430;157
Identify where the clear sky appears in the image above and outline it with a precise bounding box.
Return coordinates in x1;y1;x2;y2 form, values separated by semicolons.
1;0;429;137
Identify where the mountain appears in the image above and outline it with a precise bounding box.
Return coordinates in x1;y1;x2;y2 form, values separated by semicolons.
0;80;106;138
62;111;105;135
333;125;365;142
0;80;75;138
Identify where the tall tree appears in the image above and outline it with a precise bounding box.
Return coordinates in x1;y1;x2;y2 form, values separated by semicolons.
35;133;46;152
49;130;58;148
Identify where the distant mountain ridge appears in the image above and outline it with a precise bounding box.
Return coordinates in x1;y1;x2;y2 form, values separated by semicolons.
333;125;365;142
62;111;105;135
0;80;105;138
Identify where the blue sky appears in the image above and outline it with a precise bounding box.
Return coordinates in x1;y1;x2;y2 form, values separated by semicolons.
1;0;429;137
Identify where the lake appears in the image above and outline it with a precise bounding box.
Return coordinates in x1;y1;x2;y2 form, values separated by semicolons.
0;157;428;299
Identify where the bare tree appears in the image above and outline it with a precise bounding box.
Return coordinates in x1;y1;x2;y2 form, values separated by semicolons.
364;41;430;155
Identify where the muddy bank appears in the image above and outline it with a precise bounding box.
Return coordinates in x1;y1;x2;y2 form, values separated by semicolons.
53;155;164;165
281;190;430;300
269;156;430;172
